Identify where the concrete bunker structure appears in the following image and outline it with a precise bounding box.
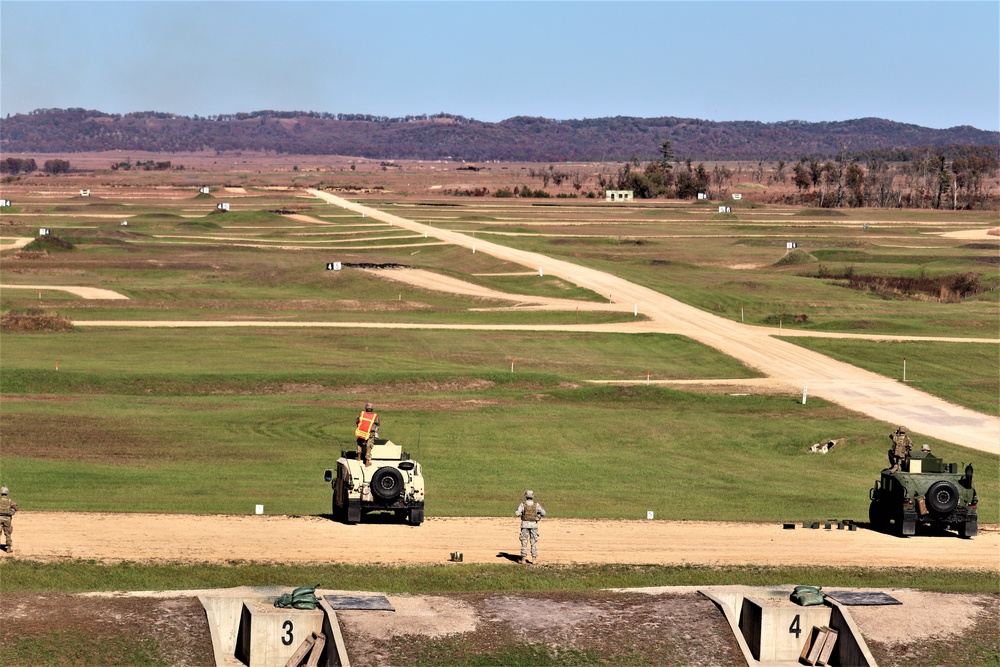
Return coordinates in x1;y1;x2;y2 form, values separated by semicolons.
199;587;352;667
699;586;877;666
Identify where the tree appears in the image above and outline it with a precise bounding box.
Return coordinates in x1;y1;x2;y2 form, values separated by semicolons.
43;159;70;174
792;163;811;192
0;157;36;174
658;140;674;170
845;162;865;207
775;160;786;184
711;165;732;200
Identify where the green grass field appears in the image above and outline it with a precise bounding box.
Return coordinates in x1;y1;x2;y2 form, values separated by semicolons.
3;332;997;521
2;560;995;594
2;183;997;597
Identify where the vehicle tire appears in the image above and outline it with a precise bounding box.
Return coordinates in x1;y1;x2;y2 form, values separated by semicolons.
868;500;880;527
370;467;404;503
409;508;424;526
346;503;361;524
926;480;959;514
960;520;978;539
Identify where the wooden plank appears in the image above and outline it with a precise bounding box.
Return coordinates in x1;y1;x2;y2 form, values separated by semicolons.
816;627;839;666
805;626;830;665
284;633;316;667
306;632;327;667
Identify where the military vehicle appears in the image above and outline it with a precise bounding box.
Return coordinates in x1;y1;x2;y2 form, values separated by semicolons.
868;451;977;538
324;439;424;525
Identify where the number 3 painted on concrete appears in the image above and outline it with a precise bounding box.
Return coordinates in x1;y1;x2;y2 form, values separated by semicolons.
282;619;294;646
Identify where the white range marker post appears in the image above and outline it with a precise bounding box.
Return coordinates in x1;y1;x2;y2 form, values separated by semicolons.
802;386;808;405
634;303;638;316
903;357;907;382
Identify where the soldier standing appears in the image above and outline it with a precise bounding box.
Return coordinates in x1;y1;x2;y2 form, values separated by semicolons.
888;426;912;472
515;490;545;564
0;486;18;554
355;402;380;467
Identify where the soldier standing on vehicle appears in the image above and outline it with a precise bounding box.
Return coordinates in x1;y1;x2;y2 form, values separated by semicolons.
355;402;380;467
888;426;912;472
0;486;18;554
515;490;545;564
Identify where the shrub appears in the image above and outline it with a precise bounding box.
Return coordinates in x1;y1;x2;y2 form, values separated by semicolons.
0;309;74;332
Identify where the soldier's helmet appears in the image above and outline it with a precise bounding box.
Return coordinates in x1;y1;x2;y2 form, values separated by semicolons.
921;444;931;452
365;402;374;412
0;486;7;495
525;490;534;499
897;426;907;433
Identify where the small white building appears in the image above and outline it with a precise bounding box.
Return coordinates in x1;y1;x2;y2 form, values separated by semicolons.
605;190;633;202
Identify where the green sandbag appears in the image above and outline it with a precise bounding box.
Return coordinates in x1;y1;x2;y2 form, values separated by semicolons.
790;585;826;606
274;585;320;610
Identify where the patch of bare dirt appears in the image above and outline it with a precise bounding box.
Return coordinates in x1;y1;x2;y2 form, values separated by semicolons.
346;591;742;667
851;590;989;644
0;593;214;667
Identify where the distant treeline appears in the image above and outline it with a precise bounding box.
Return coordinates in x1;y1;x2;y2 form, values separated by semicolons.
0;157;70;174
2;108;997;162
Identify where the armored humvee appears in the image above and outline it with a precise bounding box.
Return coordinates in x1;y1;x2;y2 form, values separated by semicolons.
868;452;977;538
324;439;424;525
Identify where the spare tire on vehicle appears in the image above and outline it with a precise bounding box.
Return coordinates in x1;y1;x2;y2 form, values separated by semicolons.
925;480;959;514
371;467;404;503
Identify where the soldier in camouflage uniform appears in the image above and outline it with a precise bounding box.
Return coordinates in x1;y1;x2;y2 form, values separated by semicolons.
355;402;380;467
888;426;913;472
0;486;18;554
515;490;545;564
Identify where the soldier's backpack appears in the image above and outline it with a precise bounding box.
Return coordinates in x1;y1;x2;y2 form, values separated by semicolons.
522;500;539;521
274;585;320;610
790;585;825;606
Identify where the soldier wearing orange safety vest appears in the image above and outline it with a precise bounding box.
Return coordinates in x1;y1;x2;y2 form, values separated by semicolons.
355;402;380;467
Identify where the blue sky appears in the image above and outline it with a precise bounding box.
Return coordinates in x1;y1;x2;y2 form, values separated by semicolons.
2;1;998;130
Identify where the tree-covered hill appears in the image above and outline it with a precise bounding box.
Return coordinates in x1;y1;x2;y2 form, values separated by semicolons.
1;108;996;161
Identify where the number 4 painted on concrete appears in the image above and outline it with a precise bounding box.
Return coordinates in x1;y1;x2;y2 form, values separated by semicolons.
789;614;801;639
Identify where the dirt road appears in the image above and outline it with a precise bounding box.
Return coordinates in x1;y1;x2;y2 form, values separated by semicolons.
13;512;999;569
308;190;1000;454
1;284;130;299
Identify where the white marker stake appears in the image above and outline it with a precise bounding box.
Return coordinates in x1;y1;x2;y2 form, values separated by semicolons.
634;304;638;316
647;511;654;520
802;386;808;404
539;267;543;277
511;358;515;373
741;305;744;323
646;370;650;385
903;357;907;382
472;246;475;253
255;504;264;515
